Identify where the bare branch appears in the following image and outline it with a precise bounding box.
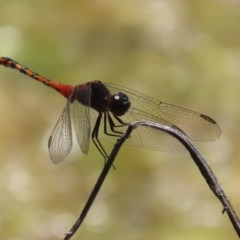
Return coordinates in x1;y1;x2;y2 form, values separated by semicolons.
64;121;240;239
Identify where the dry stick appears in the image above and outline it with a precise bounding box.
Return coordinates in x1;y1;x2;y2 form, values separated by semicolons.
139;121;240;237
63;123;129;240
64;121;240;240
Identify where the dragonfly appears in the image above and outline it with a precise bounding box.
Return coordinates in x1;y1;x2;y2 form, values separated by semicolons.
0;57;221;163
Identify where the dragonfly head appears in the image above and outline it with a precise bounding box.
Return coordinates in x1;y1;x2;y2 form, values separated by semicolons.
108;92;130;116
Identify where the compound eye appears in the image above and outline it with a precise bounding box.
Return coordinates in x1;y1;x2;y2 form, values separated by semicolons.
108;92;130;116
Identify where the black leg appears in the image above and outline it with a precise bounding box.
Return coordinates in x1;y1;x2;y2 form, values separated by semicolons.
91;113;109;160
103;113;130;137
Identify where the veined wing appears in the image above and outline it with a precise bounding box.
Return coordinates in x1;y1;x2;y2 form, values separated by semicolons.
48;99;73;163
72;84;91;155
101;83;220;152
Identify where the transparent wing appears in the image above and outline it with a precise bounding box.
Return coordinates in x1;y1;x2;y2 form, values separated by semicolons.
124;124;186;152
48;99;72;163
72;86;91;154
99;83;221;152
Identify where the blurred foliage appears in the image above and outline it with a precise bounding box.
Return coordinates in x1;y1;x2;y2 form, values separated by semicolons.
0;0;240;239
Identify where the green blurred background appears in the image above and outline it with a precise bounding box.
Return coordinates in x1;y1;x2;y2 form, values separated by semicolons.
0;0;240;239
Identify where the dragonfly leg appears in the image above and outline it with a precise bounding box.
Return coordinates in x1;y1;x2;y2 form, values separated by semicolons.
103;113;130;137
92;113;109;161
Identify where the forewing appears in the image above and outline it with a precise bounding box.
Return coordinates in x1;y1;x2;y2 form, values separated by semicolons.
102;83;221;152
105;83;220;141
48;99;72;163
72;85;91;154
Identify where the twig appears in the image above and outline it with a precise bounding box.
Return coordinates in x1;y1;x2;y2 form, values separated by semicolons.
64;121;240;239
63;123;127;240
